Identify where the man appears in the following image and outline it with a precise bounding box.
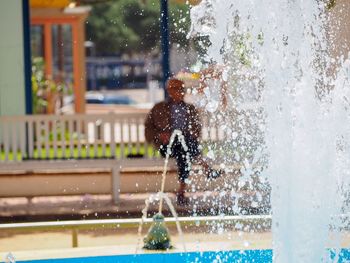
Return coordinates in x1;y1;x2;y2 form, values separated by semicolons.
145;78;220;205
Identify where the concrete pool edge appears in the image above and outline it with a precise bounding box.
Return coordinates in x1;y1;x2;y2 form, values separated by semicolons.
2;244;350;262
4;248;350;263
2;247;273;263
0;241;271;262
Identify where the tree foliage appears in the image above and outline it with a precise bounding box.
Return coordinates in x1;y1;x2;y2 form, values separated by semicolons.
86;0;191;55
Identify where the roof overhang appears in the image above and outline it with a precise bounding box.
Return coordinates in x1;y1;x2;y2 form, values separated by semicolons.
30;0;71;8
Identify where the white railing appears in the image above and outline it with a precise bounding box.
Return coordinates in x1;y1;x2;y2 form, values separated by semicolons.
0;215;272;248
0;113;225;162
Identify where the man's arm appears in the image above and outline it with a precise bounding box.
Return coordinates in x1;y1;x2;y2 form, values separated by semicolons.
145;105;168;148
145;109;157;144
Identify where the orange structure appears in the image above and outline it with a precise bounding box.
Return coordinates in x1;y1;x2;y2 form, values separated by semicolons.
30;0;90;113
173;0;202;5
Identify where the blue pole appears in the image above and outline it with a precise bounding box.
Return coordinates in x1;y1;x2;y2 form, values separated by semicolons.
22;0;32;114
160;0;170;98
22;0;32;159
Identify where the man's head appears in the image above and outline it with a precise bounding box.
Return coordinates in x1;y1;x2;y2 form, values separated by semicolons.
167;78;185;102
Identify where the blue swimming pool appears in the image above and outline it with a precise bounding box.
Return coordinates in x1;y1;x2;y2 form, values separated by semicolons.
17;249;350;263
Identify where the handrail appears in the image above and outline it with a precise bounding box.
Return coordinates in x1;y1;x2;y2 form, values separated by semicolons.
0;215;272;248
0;215;272;231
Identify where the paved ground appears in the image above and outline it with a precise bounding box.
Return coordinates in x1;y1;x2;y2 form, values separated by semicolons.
0;228;273;257
2;226;350;261
0;192;272;259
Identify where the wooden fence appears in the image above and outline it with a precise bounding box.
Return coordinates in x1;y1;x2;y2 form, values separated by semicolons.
0;113;225;162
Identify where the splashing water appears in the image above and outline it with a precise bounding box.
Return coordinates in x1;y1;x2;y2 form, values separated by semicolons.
190;0;350;262
136;192;187;253
158;130;190;213
136;130;188;252
4;253;15;263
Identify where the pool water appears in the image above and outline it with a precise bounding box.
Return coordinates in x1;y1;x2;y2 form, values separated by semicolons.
17;249;350;263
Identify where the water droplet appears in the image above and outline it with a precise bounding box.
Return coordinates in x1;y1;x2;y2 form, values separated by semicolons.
207;150;215;159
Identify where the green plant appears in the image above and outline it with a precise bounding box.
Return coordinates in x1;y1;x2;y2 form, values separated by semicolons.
85;0;191;55
32;57;47;114
31;57;65;114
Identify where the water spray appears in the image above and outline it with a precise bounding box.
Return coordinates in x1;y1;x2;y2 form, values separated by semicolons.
139;130;188;251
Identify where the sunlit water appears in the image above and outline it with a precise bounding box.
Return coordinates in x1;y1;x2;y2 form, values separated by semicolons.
137;130;187;253
190;0;350;262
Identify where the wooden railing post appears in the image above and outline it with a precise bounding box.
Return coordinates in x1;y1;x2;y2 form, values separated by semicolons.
72;228;78;248
110;113;116;159
112;163;121;204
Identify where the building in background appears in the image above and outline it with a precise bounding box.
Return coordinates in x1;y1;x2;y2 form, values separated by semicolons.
30;0;90;114
0;1;28;117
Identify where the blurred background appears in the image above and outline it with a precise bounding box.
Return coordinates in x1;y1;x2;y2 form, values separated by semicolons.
29;0;202;115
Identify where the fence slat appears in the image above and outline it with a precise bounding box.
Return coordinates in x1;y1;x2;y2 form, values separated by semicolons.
20;122;26;160
136;118;141;154
127;120;132;156
52;120;58;158
35;120;42;158
120;119;125;159
61;120;66;159
3;121;10;161
94;120;98;158
69;119;74;158
101;121;106;158
28;120;34;159
85;118;90;158
11;121;18;161
44;119;50;159
87;120;93;158
110;116;116;158
0;122;3;161
77;118;82;158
